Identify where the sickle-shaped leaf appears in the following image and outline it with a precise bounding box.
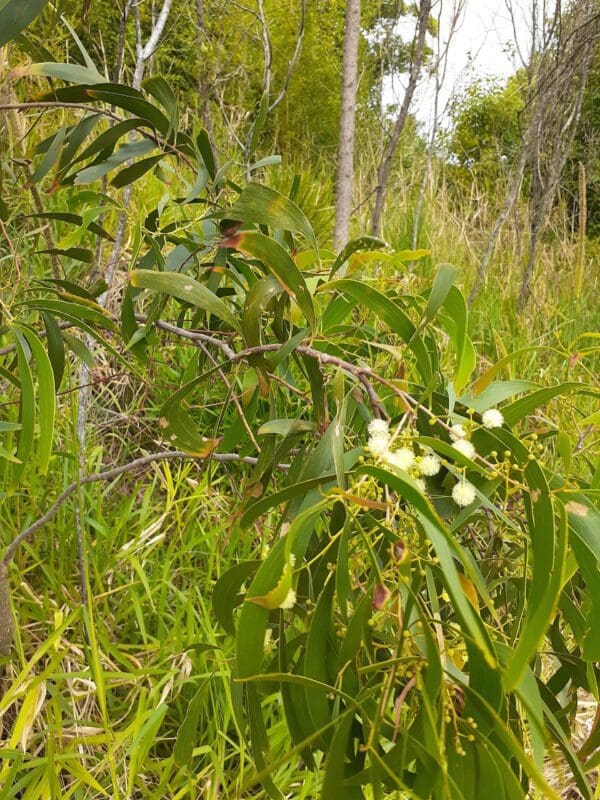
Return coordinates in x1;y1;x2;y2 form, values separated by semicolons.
504;487;566;691
110;154;164;188
503;382;598;425
10;331;35;485
242;273;284;347
28;61;105;85
212;561;261;635
329;235;387;279
18;325;56;475
29;126;67;183
439;285;476;391
225;183;317;250
257;419;316;437
130;269;241;333
321;278;433;383
417;263;456;331
227;231;315;330
73;139;156;184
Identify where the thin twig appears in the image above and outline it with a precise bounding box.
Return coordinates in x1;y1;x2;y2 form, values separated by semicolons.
2;450;287;566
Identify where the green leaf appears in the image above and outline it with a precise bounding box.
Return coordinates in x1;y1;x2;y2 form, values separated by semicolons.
26;211;114;241
329;235;387;279
321;278;432;382
28;61;105;85
29;126;67;183
439;286;476;392
471;346;541;395
173;681;208;769
236;502;327;677
557;430;572;475
25;298;117;331
228;231;315;330
320;711;353;800
73;139;156;184
86;85;170;135
18;325;56;475
212;561;261;636
0;0;49;47
257;419;316;436
459;380;537;412
160;382;220;457
503;383;597;425
129;269;241;333
225;183;317;250
242;273;284;347
36;247;93;264
196;129;216;178
417;263;456;331
42;313;65;389
142;75;178;133
304;578;335;745
10;330;35;485
249;155;282;172
110;154;164;188
241;474;337;528
504;480;566;691
561;493;600;661
69;118;149;168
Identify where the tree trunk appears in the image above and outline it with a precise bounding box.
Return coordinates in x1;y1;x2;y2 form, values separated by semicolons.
371;0;431;237
333;0;361;252
195;0;219;170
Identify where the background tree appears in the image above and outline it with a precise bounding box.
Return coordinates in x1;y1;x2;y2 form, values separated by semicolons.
334;0;361;251
371;0;433;236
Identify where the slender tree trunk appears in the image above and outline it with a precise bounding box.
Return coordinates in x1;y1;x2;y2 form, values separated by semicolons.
468;143;530;303
518;62;591;308
333;0;361;252
195;0;218;169
371;0;431;237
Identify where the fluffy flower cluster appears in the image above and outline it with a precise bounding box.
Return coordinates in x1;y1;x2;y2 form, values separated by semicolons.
452;480;476;507
367;419;440;494
482;408;504;429
367;419;392;458
366;407;504;508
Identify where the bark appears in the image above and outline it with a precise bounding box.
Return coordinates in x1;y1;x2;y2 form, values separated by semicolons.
371;0;432;237
333;0;361;252
195;0;219;169
518;0;596;308
472;0;598;306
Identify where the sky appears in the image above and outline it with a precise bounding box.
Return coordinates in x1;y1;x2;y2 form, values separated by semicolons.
386;0;529;127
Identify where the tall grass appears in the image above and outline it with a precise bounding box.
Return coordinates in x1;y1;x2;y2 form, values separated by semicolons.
1;101;598;798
